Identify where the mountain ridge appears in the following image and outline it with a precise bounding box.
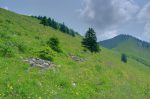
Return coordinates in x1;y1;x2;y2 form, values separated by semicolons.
100;34;150;67
100;34;150;49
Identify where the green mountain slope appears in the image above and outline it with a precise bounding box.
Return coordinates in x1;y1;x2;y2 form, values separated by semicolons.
0;8;150;99
100;34;150;67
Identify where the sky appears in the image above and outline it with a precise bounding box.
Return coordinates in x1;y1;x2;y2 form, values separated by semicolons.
0;0;150;42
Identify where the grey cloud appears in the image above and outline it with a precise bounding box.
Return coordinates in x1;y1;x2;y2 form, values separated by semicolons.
137;2;150;41
80;0;139;31
137;2;150;23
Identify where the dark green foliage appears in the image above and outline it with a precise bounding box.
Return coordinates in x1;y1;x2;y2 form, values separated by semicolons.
40;16;49;26
39;48;54;61
51;19;59;29
32;16;79;37
82;28;100;53
47;37;62;53
0;44;15;57
60;23;69;33
121;54;127;63
69;29;76;37
17;43;27;53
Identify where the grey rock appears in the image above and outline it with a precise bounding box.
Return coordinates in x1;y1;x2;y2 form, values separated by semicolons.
71;55;85;62
24;58;55;69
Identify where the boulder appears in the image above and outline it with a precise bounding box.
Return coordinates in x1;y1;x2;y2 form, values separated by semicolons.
24;58;55;69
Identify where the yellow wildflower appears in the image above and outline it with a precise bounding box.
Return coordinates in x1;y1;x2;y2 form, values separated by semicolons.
10;86;13;90
38;96;42;99
76;92;79;95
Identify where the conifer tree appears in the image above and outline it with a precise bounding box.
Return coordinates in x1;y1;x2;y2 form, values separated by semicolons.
82;28;100;53
41;16;48;26
121;54;127;63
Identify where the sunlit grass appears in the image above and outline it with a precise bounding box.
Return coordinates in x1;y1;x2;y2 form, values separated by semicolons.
0;8;150;98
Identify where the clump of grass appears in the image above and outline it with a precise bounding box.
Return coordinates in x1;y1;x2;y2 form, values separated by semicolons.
35;36;40;40
0;43;15;57
38;47;56;61
143;83;150;97
16;42;27;53
95;65;101;72
56;75;70;88
47;37;62;53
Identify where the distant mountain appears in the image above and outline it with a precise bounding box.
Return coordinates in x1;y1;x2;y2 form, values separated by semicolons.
100;34;150;49
100;34;150;67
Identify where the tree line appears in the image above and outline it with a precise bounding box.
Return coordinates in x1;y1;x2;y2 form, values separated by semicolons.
32;16;79;37
32;16;127;62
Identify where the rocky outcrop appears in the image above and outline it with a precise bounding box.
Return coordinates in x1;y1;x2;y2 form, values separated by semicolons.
24;58;56;69
70;55;85;62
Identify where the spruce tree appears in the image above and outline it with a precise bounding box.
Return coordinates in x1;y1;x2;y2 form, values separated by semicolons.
47;18;52;27
41;16;48;26
51;19;59;29
82;28;100;53
60;23;67;33
121;54;127;63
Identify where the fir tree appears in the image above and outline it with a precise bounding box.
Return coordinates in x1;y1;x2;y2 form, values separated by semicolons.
121;54;127;63
82;28;100;53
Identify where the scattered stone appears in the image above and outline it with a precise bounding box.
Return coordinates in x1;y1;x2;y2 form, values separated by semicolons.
70;55;85;62
24;58;56;69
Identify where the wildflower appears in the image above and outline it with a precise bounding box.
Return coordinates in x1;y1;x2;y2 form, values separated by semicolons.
10;86;13;90
76;92;79;95
38;96;42;99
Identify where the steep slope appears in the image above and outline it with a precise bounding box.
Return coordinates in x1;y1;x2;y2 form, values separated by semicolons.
100;34;150;67
0;8;150;99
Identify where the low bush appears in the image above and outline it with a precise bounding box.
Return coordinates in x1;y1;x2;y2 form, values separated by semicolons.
121;54;127;63
17;42;27;53
38;47;56;61
0;43;15;57
47;37;62;53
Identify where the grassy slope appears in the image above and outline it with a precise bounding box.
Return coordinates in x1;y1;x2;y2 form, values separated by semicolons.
0;8;150;99
100;35;150;67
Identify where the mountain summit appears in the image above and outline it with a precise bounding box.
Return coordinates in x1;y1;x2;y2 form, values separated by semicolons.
100;34;150;67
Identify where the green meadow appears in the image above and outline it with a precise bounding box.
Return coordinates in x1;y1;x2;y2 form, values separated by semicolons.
0;8;150;99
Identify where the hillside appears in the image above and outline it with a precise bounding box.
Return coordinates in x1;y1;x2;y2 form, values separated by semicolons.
100;34;150;67
0;8;150;99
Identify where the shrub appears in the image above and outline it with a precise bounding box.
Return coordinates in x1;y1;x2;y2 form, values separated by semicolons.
38;47;55;61
0;44;15;57
47;37;62;53
121;54;127;63
17;42;27;53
